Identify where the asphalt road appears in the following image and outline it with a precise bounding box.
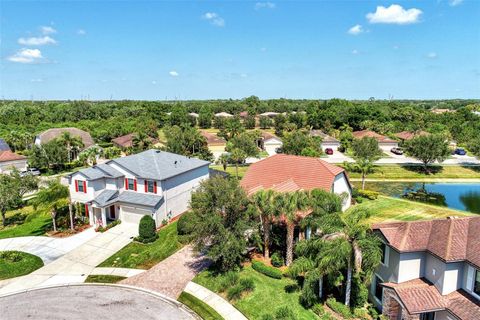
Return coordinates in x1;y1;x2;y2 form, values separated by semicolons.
0;285;197;320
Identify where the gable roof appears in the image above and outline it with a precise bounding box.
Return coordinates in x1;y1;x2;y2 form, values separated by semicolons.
109;149;210;180
240;154;347;195
0;150;27;162
91;190;163;208
37;128;94;149
0;139;10;151
214;112;233;118
111;133;158;148
394;131;430;141
310;130;339;143
373;216;480;268
75;163;124;180
261;132;282;143
352;130;397;144
200;131;226;146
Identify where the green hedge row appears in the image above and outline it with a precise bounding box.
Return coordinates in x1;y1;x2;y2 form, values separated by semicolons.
251;260;282;279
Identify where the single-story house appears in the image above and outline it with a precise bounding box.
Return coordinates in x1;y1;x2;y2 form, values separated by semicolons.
112;133;158;149
214;112;233;118
371;217;480;320
394;130;430;142
200;130;226;160
352;130;398;151
240;154;352;211
189;112;199;118
68;149;210;228
258;132;283;156
0;151;28;174
35;127;94;149
431;108;456;114
310;130;341;151
239;111;249;118
259;112;280;118
0;139;10;152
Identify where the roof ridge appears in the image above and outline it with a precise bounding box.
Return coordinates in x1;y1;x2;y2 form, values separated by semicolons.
399;222;411;249
444;219;455;260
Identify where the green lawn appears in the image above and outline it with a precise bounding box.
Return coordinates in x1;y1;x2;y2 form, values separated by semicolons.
194;265;318;320
0;251;44;280
0;206;51;240
99;221;183;269
178;292;224;320
352;196;473;224
84;275;127;283
210;165;249;179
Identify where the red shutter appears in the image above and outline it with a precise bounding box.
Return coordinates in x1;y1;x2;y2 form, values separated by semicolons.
75;180;78;192
134;179;137;191
84;203;89;217
144;180;148;193
83;181;87;193
125;178;129;190
153;181;157;194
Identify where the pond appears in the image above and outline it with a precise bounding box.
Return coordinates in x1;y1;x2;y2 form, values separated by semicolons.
363;182;480;214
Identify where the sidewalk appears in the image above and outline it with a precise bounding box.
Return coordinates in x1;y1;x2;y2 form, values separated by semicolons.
90;267;145;278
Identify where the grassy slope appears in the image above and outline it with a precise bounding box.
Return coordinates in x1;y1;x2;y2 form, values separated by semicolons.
0;206;51;240
209;165;249;179
84;275;127;283
99;221;182;269
0;251;44;280
194;265;318;320
353;196;473;224
178;292;224;320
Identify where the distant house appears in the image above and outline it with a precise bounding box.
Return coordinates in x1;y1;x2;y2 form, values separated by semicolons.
239;111;249;118
200;130;226;160
214;112;233;118
472;111;480;116
259;112;280;118
112;133;158;149
0;139;11;152
431;108;456;114
310;130;341;151
35;127;94;149
241;154;352;211
371;217;480;320
0;151;28;174
258;132;283;156
188;112;199;118
394;131;430;143
352;130;398;151
68;149;210;227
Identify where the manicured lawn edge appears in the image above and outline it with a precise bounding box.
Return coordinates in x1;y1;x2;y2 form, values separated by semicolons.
84;275;127;283
0;251;44;280
178;292;224;320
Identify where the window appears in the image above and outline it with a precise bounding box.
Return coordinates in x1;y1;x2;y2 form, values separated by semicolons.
125;178;136;191
419;312;435;320
374;275;383;302
474;269;480;295
145;180;156;193
76;180;86;193
380;242;389;266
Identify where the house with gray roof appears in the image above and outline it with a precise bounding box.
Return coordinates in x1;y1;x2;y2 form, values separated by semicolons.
0;139;11;152
68;149;210;228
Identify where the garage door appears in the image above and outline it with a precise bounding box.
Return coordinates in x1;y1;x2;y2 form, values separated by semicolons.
120;206;150;225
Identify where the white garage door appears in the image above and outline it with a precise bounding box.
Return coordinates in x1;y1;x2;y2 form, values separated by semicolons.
120;206;150;225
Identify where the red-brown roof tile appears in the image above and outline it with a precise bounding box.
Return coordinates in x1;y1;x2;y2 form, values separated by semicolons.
394;131;430;141
112;133;158;148
352;130;397;143
37;127;94;148
200;131;226;146
0;150;27;162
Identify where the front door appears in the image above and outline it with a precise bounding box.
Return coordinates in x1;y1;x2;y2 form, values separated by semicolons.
109;206;116;220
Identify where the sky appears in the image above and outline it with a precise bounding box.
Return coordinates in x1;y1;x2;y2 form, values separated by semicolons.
0;0;479;100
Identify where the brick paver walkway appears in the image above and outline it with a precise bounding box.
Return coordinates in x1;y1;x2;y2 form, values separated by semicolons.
120;245;210;299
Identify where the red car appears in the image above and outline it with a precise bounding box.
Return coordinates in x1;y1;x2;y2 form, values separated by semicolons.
325;148;334;155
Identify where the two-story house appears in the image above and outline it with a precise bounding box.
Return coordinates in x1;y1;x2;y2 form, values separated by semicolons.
371;217;480;320
68;149;210;228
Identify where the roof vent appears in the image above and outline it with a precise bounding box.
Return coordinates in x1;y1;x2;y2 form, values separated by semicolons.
155;150;161;153
447;216;459;219
174;160;178;168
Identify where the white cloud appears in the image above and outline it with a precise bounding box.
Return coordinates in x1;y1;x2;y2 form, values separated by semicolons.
202;12;225;27
427;52;438;59
151;80;157;85
30;78;44;82
240;73;248;78
255;2;276;10
18;36;56;46
8;48;43;63
348;24;363;35
77;29;86;35
169;70;179;77
352;49;359;55
449;0;463;6
366;4;422;25
40;26;56;35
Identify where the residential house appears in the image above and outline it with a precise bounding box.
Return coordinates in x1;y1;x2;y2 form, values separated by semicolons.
68;149;210;228
394;131;430;143
214;112;233;118
189;112;199;118
112;133;158;149
352;130;398;151
240;154;352;211
258;132;283;156
431;109;456;115
259;112;280;118
0;151;28;174
0;139;10;151
35;127;94;150
371;217;480;320
310;130;341;151
200;130;227;160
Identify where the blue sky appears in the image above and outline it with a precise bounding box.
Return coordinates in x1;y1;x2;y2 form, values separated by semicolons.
1;0;479;100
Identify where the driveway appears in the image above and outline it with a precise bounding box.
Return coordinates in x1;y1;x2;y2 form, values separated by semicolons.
0;228;96;264
0;284;197;320
0;223;137;295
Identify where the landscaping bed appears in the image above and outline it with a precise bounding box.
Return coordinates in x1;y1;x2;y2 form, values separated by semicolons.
0;251;44;280
178;292;224;320
84;275;127;283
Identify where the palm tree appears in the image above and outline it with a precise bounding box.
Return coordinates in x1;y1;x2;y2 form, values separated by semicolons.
32;180;70;232
59;132;84;162
216;153;230;171
252;189;278;259
275;191;309;266
132;132;152;153
349;158;375;190
229;148;246;179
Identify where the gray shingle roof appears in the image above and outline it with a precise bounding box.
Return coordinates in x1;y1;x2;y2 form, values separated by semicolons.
77;163;124;180
116;191;163;208
0;139;10;151
109;149;210;180
91;190;119;206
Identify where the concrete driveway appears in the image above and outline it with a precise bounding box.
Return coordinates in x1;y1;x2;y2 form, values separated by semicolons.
0;284;197;320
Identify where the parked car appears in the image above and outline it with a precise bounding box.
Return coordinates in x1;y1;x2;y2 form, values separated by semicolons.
325;148;334;155
454;148;466;156
20;168;41;177
275;147;283;154
391;147;404;155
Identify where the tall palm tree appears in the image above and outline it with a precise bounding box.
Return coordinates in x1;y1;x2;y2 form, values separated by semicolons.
60;132;84;162
32;180;70;232
275;191;309;266
252;189;277;259
229;148;246;179
216;153;230;171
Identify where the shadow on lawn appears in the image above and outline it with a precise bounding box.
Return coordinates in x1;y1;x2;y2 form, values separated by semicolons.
461;165;480;173
401;165;443;175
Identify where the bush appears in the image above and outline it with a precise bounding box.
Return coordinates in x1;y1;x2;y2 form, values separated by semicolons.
326;298;352;319
177;211;196;235
96;220;121;233
226;284;244;301
356;189;379;200
353;308;370;320
238;277;255;292
137;215;158;243
252;260;282;279
0;251;22;262
274;306;295;320
270;252;283;267
218;271;239;292
225;276;255;301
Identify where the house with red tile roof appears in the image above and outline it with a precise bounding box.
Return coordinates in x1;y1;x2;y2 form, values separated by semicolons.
240;154;352;211
258;132;283;156
352;130;398;151
394;130;430;142
371;216;480;320
0;150;28;174
200;130;227;160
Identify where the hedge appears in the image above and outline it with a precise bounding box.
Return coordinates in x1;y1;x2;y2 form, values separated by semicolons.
251;260;282;279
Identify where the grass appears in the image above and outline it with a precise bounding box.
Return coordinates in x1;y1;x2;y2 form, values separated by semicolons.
352;196;473;224
0;206;51;240
98;221;183;269
209;165;249;179
345;164;480;180
84;275;127;283
178;292;224;320
194;265;318;320
0;251;44;280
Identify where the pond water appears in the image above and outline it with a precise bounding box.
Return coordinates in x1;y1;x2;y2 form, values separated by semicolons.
363;182;480;214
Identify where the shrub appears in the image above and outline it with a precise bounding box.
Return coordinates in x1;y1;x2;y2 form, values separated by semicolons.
326;298;352;319
0;251;22;262
238;277;255;292
261;314;275;320
284;283;300;293
177;211;196;235
353;308;370;320
225;277;255;301
226;284;244;301
96;220;121;233
356;189;379;200
137;215;158;243
252;260;282;279
274;306;295;320
270;252;283;267
218;271;239;292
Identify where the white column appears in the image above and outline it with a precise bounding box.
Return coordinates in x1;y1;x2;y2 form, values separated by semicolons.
87;204;94;226
101;207;107;226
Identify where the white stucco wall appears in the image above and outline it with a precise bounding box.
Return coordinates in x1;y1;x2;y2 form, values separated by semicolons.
264;138;282;157
379;142;398;151
320;142;340;151
0;159;28;174
425;254;463;295
332;172;352;211
397;252;425;283
462;264;480;301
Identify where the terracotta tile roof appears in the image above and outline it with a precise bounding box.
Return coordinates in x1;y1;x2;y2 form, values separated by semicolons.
261;132;281;142
372;217;480;268
240;154;347;195
239;111;249;118
383;278;480;319
352;130;397;144
112;134;158;148
394;131;430;141
310;130;339;143
0;150;27;162
200;131;226;146
37;127;94;149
